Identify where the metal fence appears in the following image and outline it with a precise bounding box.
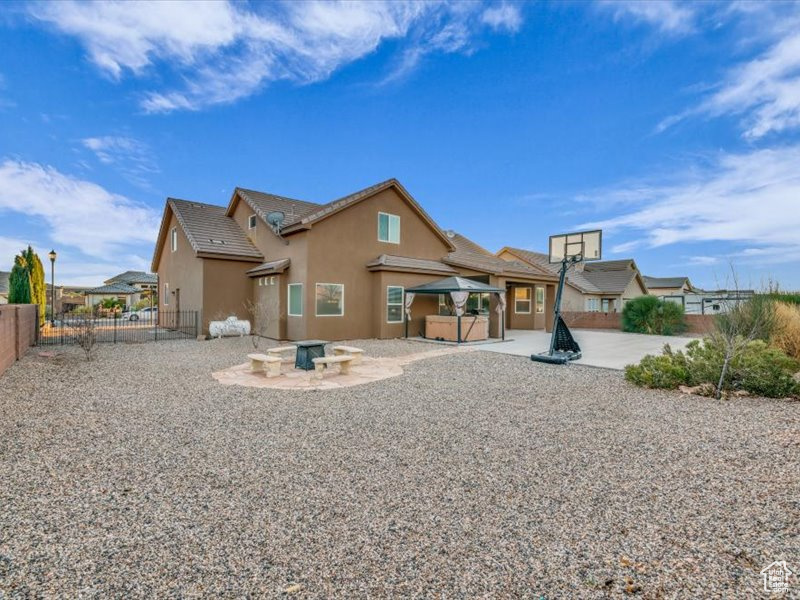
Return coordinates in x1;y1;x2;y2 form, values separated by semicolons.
37;311;198;346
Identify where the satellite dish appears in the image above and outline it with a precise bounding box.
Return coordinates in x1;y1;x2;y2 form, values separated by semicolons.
266;211;285;232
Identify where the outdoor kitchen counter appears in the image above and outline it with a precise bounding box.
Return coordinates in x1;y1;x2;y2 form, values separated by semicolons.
425;315;489;342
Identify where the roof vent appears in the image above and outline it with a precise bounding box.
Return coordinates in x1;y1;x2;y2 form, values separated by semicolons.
209;239;226;245
445;229;456;239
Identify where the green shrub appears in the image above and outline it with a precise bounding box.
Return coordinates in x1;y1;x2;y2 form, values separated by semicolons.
716;295;775;342
624;345;689;388
625;337;800;399
622;296;687;335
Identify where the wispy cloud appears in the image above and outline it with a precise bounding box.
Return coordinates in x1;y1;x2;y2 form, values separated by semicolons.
578;146;800;268
598;0;697;36
81;135;159;188
0;159;159;257
29;1;522;113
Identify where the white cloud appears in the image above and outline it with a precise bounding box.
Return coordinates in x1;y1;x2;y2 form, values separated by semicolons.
30;1;520;112
578;146;800;269
0;236;37;271
481;3;523;33
599;0;696;35
81;135;159;188
0;160;159;258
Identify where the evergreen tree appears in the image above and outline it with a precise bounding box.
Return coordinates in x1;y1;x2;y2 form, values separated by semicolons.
8;255;31;304
24;246;47;325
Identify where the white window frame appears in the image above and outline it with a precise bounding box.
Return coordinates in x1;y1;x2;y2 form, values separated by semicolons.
387;285;404;324
315;283;344;317
377;212;400;244
535;286;545;314
514;287;532;314
586;298;599;312
248;214;257;230
163;283;169;305
287;283;303;317
171;227;177;252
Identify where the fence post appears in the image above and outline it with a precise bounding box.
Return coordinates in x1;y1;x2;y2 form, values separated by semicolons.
195;311;198;338
154;312;158;342
113;312;117;344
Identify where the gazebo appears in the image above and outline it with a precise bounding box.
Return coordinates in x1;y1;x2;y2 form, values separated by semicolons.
404;276;506;343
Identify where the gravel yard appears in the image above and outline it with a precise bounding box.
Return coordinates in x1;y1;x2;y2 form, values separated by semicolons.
1;337;798;597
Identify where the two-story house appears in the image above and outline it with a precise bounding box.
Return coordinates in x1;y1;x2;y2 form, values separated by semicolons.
151;179;558;340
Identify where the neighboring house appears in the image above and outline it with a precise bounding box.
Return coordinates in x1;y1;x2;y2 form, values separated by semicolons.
643;276;693;297
0;271;8;304
152;178;559;339
84;283;141;308
496;248;649;313
45;284;90;314
105;270;159;294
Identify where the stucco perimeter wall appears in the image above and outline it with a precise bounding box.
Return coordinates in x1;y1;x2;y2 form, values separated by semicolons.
0;304;38;377
156;210;204;320
304;187;452;341
562;311;715;335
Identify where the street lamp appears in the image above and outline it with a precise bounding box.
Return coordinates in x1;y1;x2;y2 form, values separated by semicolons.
48;249;57;326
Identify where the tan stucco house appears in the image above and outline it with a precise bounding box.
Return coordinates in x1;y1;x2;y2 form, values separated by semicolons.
496;248;649;313
151;179;559;340
84;271;158;309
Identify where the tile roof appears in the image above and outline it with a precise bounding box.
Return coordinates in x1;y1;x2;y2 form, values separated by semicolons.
643;276;689;288
105;270;158;285
246;259;291;276
443;233;556;278
235;188;321;228
0;271;9;295
498;247;604;293
85;283;140;294
582;269;638;293
366;254;458;274
169;199;263;260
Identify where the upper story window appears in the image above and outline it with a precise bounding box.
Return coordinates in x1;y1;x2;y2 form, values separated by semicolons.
378;212;400;244
248;214;257;230
171;227;177;252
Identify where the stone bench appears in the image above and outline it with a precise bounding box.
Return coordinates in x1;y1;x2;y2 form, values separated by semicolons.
312;355;354;379
267;345;297;362
248;353;282;378
332;345;364;365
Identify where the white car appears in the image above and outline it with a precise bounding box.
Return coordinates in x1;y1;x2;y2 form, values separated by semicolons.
128;307;158;321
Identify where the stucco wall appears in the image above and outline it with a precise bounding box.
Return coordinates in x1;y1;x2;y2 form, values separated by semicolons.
302;187;453;341
0;304;38;377
156;210;204;321
202;259;255;334
252;275;282;339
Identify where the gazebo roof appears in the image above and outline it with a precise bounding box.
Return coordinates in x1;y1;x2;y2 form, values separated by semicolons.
405;276;504;294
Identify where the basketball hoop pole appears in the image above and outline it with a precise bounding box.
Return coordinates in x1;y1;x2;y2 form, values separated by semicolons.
548;257;570;355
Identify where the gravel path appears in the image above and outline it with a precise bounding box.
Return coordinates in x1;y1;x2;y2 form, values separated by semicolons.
1;338;798;597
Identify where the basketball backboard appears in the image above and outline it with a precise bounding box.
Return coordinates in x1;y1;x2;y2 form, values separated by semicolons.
548;229;602;263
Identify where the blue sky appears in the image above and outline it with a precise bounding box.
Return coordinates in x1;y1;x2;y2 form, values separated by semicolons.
1;1;799;288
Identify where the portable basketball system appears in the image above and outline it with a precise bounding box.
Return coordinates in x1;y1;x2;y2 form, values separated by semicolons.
531;229;602;365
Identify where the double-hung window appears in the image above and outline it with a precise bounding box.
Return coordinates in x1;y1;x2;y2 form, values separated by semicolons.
515;287;532;313
387;286;404;323
288;283;303;316
586;298;599;312
378;212;400;244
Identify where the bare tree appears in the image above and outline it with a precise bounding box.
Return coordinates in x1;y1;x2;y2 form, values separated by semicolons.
243;297;279;350
712;265;774;399
72;315;98;361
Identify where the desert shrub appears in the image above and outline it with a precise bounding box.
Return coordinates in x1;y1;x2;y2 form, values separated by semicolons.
770;302;800;360
625;337;800;398
716;295;775;342
624;345;689;388
622;296;687;335
765;292;800;305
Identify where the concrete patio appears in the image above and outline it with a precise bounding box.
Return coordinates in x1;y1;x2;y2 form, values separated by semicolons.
480;328;697;370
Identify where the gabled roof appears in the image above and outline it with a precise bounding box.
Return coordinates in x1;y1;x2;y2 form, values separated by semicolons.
85;283;140;295
231;188;321;228
0;271;9;295
105;270;158;285
152;198;263;270
444;234;556;280
643;276;690;289
246;259;291;277
366;254;457;275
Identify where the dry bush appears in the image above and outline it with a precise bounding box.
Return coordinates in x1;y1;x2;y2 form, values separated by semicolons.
771;302;800;360
72;316;97;361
